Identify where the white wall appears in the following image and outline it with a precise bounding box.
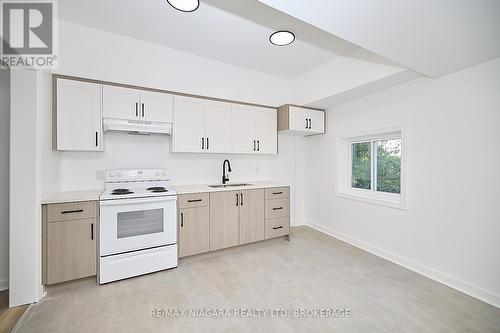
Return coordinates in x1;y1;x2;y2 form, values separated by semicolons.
10;70;44;307
304;58;500;307
0;69;10;291
56;20;291;106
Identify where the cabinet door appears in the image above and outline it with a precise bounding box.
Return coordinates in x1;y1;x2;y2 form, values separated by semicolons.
288;106;308;132
47;219;96;284
231;104;255;153
139;90;173;123
173;96;205;153
102;85;140;121
239;189;265;245
179;207;209;257
209;191;239;251
307;109;325;135
255;107;277;154
56;79;102;151
204;100;231;153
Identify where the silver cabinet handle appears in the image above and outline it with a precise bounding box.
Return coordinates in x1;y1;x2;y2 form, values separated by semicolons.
236;193;239;206
135;103;138;117
180;213;184;227
141;103;145;118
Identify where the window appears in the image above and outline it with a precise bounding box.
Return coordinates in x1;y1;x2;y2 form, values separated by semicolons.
338;130;405;209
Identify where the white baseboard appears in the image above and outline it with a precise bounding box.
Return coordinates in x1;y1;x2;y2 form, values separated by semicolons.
0;278;8;291
306;222;500;309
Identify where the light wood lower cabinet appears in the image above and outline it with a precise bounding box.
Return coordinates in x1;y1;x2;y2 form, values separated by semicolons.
239;189;265;245
179;207;210;257
209;191;240;251
43;201;98;285
177;186;290;258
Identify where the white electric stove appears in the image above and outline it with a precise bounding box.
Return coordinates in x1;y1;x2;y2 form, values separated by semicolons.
99;169;177;284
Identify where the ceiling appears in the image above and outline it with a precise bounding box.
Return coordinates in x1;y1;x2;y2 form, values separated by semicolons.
58;0;359;79
259;0;500;78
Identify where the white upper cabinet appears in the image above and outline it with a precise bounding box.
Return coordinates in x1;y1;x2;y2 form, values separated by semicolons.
278;105;325;136
56;79;103;151
255;107;277;154
232;104;277;154
204;100;232;153
139;90;173;123
307;109;325;134
173;96;232;153
173;96;205;153
102;85;173;123
102;85;140;121
231;104;256;154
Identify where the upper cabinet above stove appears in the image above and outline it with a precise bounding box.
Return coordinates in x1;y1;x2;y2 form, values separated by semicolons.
102;86;173;123
278;105;325;136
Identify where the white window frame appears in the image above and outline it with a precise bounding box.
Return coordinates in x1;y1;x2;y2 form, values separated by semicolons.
337;128;406;210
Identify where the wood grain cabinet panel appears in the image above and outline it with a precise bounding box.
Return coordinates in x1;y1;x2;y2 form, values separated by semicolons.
239;189;265;245
178;193;209;209
47;201;96;222
264;187;290;200
179;207;210;258
265;217;290;239
209;191;240;251
265;198;290;219
46;218;96;285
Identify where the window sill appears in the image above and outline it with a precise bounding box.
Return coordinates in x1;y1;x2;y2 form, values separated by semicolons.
336;190;406;210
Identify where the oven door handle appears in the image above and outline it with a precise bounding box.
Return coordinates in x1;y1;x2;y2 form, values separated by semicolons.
100;196;177;206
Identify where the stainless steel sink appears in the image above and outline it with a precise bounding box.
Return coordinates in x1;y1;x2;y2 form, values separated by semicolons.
209;183;253;188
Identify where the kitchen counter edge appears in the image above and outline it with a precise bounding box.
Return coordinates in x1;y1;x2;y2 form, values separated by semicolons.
172;182;289;195
41;189;104;205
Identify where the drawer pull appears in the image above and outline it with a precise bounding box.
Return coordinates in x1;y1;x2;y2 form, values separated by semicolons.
272;191;283;195
61;209;84;214
187;199;203;203
272;207;283;211
273;226;283;230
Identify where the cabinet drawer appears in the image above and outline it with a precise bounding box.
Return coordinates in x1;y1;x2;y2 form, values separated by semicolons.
47;201;96;223
265;217;290;239
265;187;289;200
178;193;209;209
265;198;289;219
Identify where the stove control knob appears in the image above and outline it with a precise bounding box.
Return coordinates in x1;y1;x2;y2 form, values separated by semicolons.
155;171;161;176
109;172;115;177
162;170;167;175
117;172;123;177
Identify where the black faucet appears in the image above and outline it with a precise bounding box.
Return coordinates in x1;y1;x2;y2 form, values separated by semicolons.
222;159;232;184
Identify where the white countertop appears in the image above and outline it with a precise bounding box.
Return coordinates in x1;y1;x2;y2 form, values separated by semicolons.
42;189;104;205
172;181;289;195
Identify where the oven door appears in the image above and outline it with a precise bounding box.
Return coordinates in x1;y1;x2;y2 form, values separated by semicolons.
100;196;177;256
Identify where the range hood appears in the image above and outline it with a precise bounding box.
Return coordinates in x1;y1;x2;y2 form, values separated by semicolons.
103;118;172;135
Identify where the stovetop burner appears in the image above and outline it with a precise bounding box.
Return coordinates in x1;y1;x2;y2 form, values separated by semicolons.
112;188;134;195
147;187;167;191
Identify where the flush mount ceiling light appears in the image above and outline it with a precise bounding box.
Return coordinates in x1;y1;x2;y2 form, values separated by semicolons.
167;0;200;12
269;30;295;46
